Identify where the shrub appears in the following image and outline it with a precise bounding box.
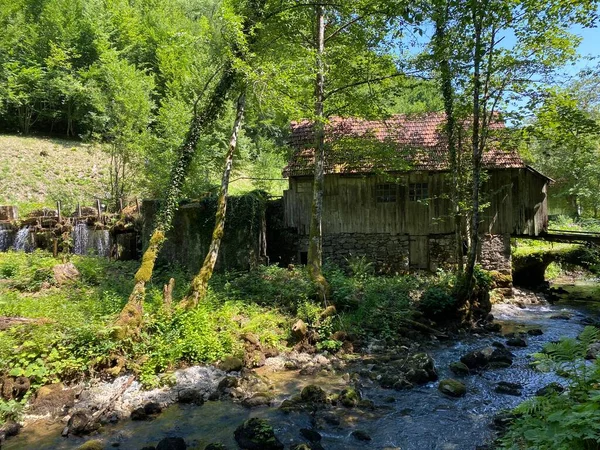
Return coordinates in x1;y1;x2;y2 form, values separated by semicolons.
419;285;456;321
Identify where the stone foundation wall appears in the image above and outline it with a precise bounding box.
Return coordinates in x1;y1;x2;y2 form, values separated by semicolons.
295;233;410;273
429;234;457;271
479;233;512;275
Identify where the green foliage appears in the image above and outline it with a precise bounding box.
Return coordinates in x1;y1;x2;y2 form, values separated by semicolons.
0;399;23;424
218;264;316;312
419;285;456;320
526;81;600;217
501;327;600;450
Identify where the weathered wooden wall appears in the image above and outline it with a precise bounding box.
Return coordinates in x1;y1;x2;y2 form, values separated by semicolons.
283;168;548;271
284;169;548;238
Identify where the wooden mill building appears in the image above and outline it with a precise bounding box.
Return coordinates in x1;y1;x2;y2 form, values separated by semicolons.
282;113;551;274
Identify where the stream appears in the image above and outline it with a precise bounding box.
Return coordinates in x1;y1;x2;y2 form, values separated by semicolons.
5;283;599;450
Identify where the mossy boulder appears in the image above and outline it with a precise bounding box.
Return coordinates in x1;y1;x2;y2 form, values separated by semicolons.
218;356;244;372
449;362;470;376
438;379;467;397
234;418;284;450
77;441;104;450
300;385;327;403
404;353;438;384
339;388;361;407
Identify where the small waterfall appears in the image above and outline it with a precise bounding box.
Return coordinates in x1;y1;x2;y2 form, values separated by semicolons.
72;223;91;255
13;227;32;252
95;229;111;257
72;223;111;256
0;223;13;251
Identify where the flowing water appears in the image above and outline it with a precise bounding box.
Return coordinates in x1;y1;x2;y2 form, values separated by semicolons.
0;223;14;251
72;223;111;257
12;227;32;252
6;296;597;450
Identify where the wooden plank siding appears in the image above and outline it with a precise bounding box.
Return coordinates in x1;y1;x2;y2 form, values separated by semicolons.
284;168;548;238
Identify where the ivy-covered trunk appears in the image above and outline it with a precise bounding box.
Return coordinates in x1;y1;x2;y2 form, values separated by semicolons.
114;67;236;337
433;0;464;273
460;0;485;315
181;91;246;309
306;4;329;302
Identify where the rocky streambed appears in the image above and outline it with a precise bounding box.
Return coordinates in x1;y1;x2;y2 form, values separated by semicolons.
3;287;599;450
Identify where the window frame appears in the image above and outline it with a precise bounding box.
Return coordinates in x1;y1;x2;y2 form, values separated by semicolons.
408;182;429;202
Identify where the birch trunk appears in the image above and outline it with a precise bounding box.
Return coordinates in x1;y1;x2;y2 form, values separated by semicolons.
306;4;329;303
181;91;246;309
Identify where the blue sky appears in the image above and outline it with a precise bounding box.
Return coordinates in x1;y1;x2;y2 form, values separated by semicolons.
567;24;600;74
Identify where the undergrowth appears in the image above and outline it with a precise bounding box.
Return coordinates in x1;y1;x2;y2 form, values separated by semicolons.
0;251;486;425
499;326;600;450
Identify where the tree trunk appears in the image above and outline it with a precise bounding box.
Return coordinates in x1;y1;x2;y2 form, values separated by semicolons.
113;67;237;337
461;0;484;310
180;91;246;309
433;0;464;272
307;4;329;303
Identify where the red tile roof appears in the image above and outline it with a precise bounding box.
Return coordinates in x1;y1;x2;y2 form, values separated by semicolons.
283;113;525;177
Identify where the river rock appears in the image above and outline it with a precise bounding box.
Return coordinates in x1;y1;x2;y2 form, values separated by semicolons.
351;430;372;441
77;440;104;450
438;379;467;397
339;388;360;407
130;407;148;421
586;342;600;360
241;393;272;408
491;412;519;432
144;402;162;415
177;389;204;405
218;357;243;372
0;419;21;438
404;353;438;384
156;437;186;450
300;428;322;442
234;418;284;450
527;328;543;336
52;262;80;285
205;444;228;450
484;322;502;332
460;347;513;370
495;381;522;396
67;410;98;435
449;362;470;376
300;385;327;403
536;382;564;396
506;337;527;347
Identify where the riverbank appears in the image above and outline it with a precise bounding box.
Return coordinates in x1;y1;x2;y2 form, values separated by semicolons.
4;293;597;449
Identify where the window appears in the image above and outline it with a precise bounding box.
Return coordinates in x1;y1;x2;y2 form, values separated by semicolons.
376;184;396;203
409;183;428;201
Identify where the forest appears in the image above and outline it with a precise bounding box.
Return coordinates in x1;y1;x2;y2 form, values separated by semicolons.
1;0;600;449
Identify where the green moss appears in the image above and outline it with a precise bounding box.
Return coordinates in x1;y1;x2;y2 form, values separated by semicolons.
134;249;157;283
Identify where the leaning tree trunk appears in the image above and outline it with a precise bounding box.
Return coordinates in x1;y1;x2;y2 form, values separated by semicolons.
306;4;329;303
180;91;246;309
113;67;236;338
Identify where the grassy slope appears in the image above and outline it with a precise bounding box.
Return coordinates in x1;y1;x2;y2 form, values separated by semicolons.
0;134;110;214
